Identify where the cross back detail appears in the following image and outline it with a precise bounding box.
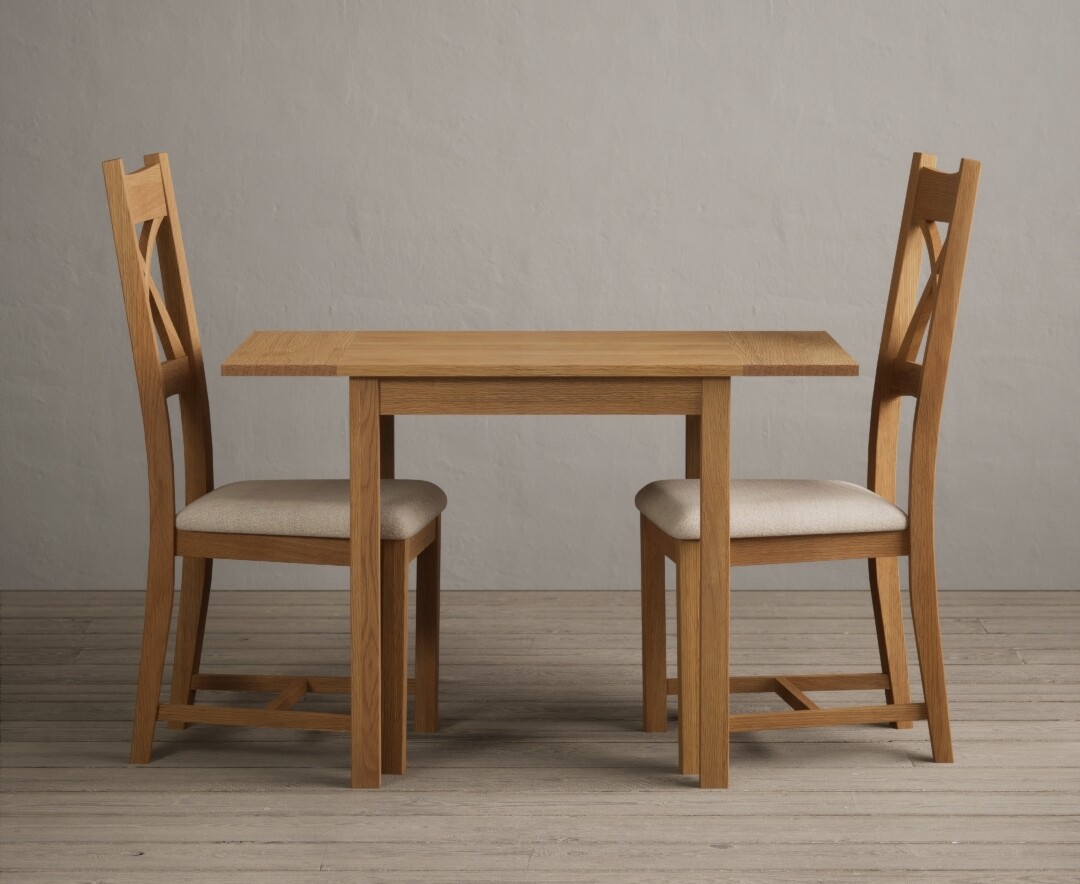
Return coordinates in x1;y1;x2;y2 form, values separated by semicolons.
138;214;185;363
898;216;947;365
881;156;979;396
868;152;981;503
114;157;193;377
103;152;215;510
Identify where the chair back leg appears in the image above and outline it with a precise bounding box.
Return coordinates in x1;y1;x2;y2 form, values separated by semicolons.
908;530;954;761
130;539;176;763
414;517;441;733
640;517;668;732
675;541;701;775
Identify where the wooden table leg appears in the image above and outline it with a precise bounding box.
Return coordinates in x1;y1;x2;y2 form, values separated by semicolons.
698;378;731;788
350;378;382;788
676;411;703;773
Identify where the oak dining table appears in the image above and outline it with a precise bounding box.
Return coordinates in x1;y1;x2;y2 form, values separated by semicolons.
221;330;858;788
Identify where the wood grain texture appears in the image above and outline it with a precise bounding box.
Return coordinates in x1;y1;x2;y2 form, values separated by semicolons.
190;673;350;693
868;152;937;506
221;330;353;376
380;415;395;479
639;517;667;733
685;415;701;479
168;556;212;728
381;539;410;775
157;703;350;732
175;530;350;566
414;517;441;733
667;674;892;698
220;330;857;378
159;355;194;397
379;378;703;414
350;378;382;788
675;540;701;775
869;555;914;728
735;331;860;376
731;531;909;566
263;678;309;712
147;152;215;514
730;703;928;733
887;359;924;398
738;673;890;692
122;162;167;223
698;377;731;788
403;517;439;562
913;167;960;223
127;531;173;763
144;257;184;362
774;676;819;711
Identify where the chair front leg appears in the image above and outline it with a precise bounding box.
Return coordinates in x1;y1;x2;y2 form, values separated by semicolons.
641;516;668;732
414;517;441;733
169;556;213;728
868;555;913;729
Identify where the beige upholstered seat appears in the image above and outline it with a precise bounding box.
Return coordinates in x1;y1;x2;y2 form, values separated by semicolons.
176;479;448;541
635;479;907;541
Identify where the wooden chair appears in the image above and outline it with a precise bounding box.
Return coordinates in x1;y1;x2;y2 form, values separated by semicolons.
103;152;445;776
637;153;980;774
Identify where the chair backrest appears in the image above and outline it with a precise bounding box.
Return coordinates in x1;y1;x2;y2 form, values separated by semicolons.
103;153;214;532
868;152;980;524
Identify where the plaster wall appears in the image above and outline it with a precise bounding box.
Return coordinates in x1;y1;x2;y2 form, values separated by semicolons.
2;1;1077;590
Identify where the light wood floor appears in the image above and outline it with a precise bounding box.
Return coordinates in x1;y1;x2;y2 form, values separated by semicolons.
1;589;1078;882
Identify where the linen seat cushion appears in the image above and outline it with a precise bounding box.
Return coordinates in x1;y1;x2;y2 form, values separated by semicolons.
175;479;447;541
635;479;907;541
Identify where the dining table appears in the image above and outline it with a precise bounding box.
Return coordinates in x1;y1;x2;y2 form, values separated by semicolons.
221;330;858;788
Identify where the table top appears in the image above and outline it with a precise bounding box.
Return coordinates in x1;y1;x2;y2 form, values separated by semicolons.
221;331;858;378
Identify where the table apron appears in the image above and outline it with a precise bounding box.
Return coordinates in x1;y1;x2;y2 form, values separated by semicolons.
376;377;704;415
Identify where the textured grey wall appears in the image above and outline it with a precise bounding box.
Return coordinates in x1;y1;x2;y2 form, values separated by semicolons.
2;1;1078;590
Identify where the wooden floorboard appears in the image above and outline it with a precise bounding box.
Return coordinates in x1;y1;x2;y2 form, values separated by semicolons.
1;588;1079;881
